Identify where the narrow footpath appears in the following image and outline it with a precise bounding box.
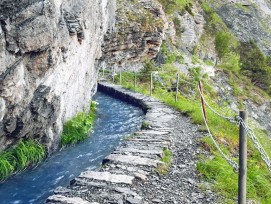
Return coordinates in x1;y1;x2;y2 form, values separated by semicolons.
46;82;218;204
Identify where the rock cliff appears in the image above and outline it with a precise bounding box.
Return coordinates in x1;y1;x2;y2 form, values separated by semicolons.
209;0;271;54
0;0;115;152
99;0;168;71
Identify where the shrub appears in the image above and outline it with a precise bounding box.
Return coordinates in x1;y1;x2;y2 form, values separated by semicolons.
215;32;231;61
239;40;271;91
220;52;240;73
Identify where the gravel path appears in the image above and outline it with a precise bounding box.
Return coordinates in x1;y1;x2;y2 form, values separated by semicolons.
46;82;218;204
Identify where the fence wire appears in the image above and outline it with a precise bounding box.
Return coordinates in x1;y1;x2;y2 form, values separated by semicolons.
197;86;238;124
236;117;271;172
198;85;239;170
99;70;271;173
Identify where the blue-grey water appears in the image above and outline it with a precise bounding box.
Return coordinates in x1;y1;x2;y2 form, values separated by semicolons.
0;92;144;204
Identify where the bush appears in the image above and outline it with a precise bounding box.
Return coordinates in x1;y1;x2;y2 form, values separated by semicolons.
215;32;231;61
220;52;240;73
239;40;271;91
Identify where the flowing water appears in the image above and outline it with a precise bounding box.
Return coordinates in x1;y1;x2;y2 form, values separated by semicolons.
0;92;144;204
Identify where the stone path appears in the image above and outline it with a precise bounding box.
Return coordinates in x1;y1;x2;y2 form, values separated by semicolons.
46;82;218;204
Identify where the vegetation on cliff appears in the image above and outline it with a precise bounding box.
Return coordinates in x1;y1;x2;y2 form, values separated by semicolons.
60;101;97;147
0;140;46;181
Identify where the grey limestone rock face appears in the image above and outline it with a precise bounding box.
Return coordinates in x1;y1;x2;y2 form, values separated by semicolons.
210;0;271;54
99;0;168;71
0;0;116;152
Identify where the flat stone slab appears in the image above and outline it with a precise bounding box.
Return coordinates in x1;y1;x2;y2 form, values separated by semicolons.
79;171;134;185
135;130;170;135
125;140;170;147
133;135;172;142
46;195;91;204
104;154;164;167
129;138;169;143
71;178;107;188
117;147;163;156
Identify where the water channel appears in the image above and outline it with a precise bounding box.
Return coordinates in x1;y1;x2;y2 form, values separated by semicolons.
0;92;144;204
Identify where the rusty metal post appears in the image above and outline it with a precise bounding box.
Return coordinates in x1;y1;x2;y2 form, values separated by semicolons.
199;81;207;122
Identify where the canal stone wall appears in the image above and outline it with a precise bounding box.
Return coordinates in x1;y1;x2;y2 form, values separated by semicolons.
46;82;218;204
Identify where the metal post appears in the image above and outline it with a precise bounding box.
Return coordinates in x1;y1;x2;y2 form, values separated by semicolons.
199;81;207;122
112;67;115;83
175;73;180;102
102;68;105;78
134;71;136;90
238;110;247;204
119;71;122;85
150;72;153;96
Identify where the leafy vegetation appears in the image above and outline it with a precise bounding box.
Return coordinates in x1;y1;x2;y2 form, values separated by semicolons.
60;101;97;147
0;139;46;181
215;32;231;61
200;1;228;32
157;0;193;14
239;40;271;93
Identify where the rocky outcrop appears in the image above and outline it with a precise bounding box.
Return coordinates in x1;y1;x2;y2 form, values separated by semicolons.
99;0;168;71
0;0;115;152
176;3;205;53
209;0;271;54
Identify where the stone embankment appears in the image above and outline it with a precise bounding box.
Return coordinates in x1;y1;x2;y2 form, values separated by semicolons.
46;82;217;204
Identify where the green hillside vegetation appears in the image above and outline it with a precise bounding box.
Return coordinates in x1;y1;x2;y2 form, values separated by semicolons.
106;1;271;202
157;0;193;14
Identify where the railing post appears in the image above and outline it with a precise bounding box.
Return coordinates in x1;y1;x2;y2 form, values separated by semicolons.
150;72;153;96
175;73;180;102
112;67;115;83
134;71;136;91
199;81;207;122
238;110;247;204
119;71;122;85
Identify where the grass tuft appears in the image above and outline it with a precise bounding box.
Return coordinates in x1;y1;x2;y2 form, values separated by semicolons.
157;148;173;175
60;101;97;147
0;139;46;181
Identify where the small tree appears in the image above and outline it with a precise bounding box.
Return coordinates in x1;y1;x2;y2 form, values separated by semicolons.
215;31;231;61
239;40;271;91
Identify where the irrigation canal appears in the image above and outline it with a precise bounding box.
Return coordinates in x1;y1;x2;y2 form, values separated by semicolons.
0;92;144;204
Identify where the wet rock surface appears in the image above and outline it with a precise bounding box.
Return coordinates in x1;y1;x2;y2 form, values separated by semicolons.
46;82;218;204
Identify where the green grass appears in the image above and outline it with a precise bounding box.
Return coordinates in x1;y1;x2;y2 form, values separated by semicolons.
0;139;46;181
157;0;192;14
60;101;97;147
112;69;271;203
157;148;173;175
